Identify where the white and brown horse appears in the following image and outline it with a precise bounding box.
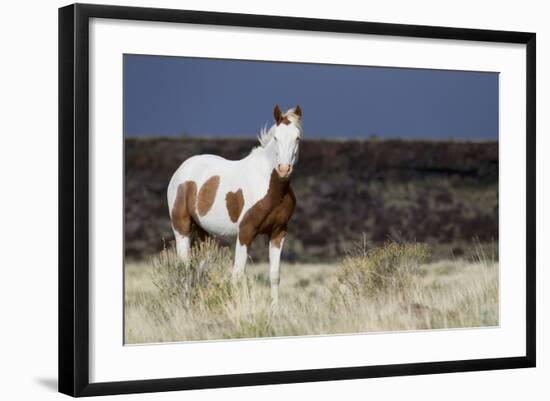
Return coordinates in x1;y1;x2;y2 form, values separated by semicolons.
167;105;302;305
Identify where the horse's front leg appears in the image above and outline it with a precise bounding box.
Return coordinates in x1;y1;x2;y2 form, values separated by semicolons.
232;239;248;281
269;231;286;307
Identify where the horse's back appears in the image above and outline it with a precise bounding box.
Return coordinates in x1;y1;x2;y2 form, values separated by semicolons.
168;155;231;202
172;154;229;179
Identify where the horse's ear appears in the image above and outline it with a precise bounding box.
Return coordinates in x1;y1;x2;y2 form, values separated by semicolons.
294;105;302;118
273;105;283;125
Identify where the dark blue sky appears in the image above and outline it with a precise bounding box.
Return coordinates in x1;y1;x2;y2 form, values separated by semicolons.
124;54;498;140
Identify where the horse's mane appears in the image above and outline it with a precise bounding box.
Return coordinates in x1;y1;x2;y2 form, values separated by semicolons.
257;125;276;148
257;108;303;148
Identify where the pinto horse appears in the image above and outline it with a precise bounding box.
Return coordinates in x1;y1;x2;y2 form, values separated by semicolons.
167;105;302;305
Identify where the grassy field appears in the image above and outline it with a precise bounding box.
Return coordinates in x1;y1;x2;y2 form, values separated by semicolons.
124;241;498;344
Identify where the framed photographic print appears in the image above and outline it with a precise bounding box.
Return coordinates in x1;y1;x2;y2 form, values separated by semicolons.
58;3;536;397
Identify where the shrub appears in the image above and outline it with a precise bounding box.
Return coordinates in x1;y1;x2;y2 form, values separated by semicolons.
337;240;431;298
151;238;233;310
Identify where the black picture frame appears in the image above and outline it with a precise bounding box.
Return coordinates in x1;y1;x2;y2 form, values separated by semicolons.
59;3;536;397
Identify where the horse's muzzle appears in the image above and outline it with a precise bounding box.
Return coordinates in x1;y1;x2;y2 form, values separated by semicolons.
276;164;293;179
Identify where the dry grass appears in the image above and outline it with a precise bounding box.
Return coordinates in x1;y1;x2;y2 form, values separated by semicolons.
337;239;431;297
124;240;498;344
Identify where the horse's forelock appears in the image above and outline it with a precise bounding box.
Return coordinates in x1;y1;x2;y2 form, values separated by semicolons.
257;109;303;148
284;110;302;134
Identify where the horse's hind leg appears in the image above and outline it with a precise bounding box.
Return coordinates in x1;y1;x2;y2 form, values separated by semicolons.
174;231;191;261
174;224;208;263
170;181;197;261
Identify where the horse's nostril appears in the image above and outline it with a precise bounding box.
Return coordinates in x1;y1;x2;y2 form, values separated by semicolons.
276;164;292;177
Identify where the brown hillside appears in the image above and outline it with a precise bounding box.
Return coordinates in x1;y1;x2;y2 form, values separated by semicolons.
125;137;498;262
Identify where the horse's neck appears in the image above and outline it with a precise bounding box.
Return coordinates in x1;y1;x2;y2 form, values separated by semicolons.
245;140;290;198
246;140;277;178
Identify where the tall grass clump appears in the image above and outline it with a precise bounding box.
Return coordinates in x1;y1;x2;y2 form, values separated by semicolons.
470;238;498;268
151;238;233;310
337;240;431;298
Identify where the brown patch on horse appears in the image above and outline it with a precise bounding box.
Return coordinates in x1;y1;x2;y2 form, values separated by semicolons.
171;181;198;236
197;175;220;216
238;169;296;246
226;189;244;223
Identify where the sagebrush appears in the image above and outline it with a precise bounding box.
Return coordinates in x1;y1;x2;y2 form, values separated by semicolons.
152;238;233;310
337;240;431;298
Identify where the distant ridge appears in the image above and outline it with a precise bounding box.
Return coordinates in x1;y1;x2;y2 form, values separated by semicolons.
128;135;498;144
125;137;498;262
